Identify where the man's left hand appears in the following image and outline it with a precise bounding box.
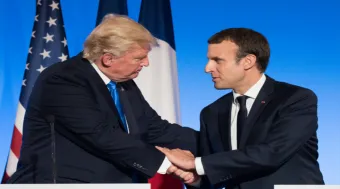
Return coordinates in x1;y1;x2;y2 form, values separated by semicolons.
167;165;200;184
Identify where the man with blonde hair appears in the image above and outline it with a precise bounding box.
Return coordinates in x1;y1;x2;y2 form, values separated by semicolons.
8;14;198;183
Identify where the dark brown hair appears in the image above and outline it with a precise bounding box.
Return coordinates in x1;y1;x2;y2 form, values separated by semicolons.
208;28;270;72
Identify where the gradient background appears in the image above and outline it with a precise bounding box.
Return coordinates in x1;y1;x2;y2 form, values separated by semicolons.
0;0;339;184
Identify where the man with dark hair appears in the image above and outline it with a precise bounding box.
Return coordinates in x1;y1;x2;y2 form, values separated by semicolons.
157;28;324;189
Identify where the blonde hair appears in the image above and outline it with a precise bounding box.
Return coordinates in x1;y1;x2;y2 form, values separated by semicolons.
83;14;158;61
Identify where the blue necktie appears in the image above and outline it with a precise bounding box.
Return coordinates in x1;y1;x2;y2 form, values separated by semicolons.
107;81;128;132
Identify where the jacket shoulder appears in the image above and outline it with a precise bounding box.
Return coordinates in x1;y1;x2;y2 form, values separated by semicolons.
200;91;233;117
274;80;317;100
37;55;91;88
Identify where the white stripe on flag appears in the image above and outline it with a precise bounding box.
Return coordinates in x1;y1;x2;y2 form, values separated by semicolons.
14;102;25;135
134;39;181;124
6;150;19;177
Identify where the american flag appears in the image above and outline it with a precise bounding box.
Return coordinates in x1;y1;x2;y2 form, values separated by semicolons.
1;0;69;183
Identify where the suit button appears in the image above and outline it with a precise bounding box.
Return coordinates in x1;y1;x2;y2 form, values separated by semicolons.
220;177;227;181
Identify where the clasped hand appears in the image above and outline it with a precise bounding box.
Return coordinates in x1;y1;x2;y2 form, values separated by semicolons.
156;146;199;184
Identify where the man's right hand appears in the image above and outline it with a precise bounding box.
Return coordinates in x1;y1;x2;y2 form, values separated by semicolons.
166;165;200;185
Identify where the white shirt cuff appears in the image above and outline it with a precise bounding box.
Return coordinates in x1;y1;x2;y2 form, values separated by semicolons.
157;157;171;174
195;157;205;175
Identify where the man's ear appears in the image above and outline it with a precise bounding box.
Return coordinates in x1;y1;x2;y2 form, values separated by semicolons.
243;54;257;70
101;53;114;67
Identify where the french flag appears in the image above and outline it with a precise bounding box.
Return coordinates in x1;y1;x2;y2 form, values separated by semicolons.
135;0;183;189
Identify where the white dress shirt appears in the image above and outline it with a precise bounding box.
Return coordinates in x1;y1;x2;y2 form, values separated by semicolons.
91;62;171;174
195;74;266;176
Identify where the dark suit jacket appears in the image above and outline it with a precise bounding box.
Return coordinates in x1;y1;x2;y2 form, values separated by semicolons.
195;76;324;189
8;54;198;183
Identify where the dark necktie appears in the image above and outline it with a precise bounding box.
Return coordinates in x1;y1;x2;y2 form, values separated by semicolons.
236;96;248;148
107;81;128;132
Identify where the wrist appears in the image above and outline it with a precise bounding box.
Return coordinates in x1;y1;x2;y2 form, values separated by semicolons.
190;159;196;170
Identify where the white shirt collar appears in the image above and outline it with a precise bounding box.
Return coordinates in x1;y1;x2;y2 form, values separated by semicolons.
233;74;266;103
90;61;111;85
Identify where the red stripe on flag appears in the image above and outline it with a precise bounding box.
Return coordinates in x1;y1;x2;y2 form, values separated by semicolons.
1;172;9;183
149;174;183;189
10;125;22;158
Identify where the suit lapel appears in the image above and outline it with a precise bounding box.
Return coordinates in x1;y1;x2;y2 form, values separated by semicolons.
117;83;139;135
239;76;275;148
218;94;233;151
77;57;126;131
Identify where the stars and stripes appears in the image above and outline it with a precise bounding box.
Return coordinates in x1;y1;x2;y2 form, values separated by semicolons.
1;0;69;183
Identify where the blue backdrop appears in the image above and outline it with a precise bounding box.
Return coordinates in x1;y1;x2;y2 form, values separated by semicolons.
0;0;339;184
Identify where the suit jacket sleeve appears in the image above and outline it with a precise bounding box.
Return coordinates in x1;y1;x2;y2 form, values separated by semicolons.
42;74;165;178
186;111;215;189
131;81;199;155
201;89;318;187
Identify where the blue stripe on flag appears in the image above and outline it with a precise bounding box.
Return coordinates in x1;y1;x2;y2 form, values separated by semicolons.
138;0;176;50
96;0;128;26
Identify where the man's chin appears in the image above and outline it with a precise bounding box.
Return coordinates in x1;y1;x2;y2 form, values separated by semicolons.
214;83;230;90
214;82;221;89
130;72;139;79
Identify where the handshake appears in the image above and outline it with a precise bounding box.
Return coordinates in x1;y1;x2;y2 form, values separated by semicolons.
156;146;200;185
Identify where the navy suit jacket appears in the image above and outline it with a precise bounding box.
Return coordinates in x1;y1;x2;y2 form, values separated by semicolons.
192;76;324;189
8;54;198;183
